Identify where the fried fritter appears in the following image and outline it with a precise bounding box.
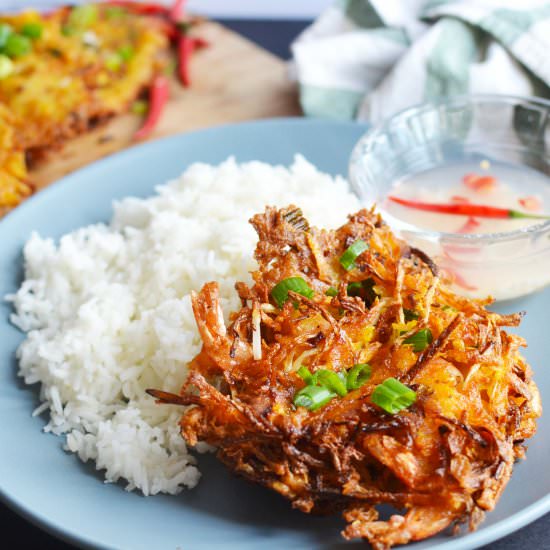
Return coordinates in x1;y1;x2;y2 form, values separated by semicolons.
0;103;31;215
0;6;168;156
0;4;169;213
151;206;541;549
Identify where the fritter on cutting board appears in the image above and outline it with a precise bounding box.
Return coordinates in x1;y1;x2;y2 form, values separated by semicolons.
0;5;168;156
0;103;31;215
157;205;540;549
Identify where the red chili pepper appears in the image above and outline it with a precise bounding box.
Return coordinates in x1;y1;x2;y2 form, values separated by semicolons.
462;173;497;192
177;33;195;86
192;36;210;49
134;75;170;141
518;196;542;212
177;36;209;86
387;195;550;220
170;0;188;22
457;216;480;234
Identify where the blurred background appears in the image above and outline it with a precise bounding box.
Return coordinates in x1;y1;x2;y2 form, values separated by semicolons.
0;1;332;18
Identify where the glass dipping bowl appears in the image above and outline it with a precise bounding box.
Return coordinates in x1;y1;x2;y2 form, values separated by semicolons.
349;94;550;302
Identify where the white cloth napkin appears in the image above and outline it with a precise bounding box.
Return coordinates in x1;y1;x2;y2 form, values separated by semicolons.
291;0;550;123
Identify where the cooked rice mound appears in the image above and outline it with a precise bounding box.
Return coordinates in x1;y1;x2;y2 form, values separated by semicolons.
170;205;541;549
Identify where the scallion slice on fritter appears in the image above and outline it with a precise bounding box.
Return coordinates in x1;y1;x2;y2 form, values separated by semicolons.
149;206;541;549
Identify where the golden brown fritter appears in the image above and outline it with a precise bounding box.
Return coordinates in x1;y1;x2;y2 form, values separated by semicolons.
0;103;31;215
0;4;169;213
0;6;168;156
152;206;541;549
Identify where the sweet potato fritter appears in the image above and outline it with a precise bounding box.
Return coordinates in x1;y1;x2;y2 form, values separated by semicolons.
0;4;168;213
0;6;168;155
150;207;541;549
0;103;31;215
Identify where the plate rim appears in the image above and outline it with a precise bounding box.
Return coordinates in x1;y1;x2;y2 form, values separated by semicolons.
0;117;548;550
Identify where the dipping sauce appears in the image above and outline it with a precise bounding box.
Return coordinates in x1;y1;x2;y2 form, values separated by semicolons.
378;160;550;301
383;160;550;234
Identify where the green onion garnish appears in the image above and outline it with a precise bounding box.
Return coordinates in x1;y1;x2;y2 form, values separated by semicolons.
315;369;348;397
403;328;433;352
21;23;43;40
131;99;148;115
293;384;336;411
371;377;416;414
0;24;12;49
403;308;419;322
118;44;134;62
271;277;314;308
64;4;98;35
325;286;338;297
0;54;13;79
297;366;314;385
164;58;177;77
105;53;123;72
339;240;368;271
105;6;126;19
346;363;371;390
3;34;31;58
68;4;98;28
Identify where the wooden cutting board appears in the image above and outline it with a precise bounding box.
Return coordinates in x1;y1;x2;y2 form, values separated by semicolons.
29;21;302;189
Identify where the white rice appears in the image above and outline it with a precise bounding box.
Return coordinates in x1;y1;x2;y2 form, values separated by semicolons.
7;156;360;495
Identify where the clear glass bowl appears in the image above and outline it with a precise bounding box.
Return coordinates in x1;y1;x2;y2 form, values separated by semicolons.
349;94;550;302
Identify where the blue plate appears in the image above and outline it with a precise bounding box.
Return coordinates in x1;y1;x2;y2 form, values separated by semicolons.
0;119;548;550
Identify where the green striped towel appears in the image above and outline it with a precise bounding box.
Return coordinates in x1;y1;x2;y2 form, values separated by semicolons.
291;0;550;122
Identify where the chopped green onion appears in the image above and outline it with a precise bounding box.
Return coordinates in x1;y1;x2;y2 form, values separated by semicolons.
403;328;433;352
271;277;314;308
316;369;348;397
3;34;31;58
346;363;371;390
293;384;336;411
0;24;12;49
118;44;134;61
131;99;148;115
403;308;419;322
371;377;416;414
64;4;98;35
325;286;338;297
105;53;123;72
68;4;98;29
339;240;368;271
21;23;43;40
0;54;13;79
164;58;177;77
297;366;314;385
105;6;126;19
